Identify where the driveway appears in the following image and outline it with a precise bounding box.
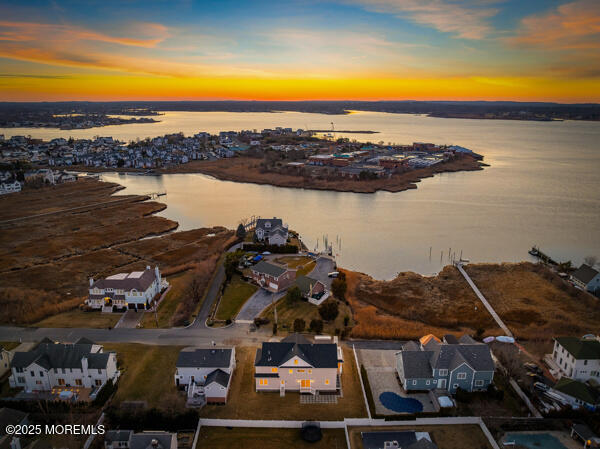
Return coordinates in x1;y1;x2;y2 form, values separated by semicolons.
116;310;144;329
307;256;335;288
236;288;284;322
359;349;437;414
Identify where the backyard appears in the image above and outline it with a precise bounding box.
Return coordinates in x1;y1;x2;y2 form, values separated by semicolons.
274;255;316;276
215;274;258;321
103;343;185;410
349;424;494;449
141;271;193;328
195;427;347;449
199;345;367;420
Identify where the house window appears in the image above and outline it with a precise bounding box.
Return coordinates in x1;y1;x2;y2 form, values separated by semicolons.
281;380;285;385
95;379;102;386
294;359;298;365
271;367;278;373
325;379;329;385
98;369;102;374
39;371;44;376
584;360;588;365
412;380;417;385
475;380;484;387
58;379;65;385
457;373;467;380
289;369;293;374
30;371;34;377
438;369;448;376
297;369;305;373
75;379;83;386
308;369;312;374
426;380;430;385
259;379;268;386
17;376;25;383
36;380;42;385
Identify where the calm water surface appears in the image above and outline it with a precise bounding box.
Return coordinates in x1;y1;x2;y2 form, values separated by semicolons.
4;111;598;279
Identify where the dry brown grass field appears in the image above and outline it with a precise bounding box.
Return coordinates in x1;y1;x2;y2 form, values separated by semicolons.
345;266;500;340
0;179;235;325
465;262;600;356
169;154;483;193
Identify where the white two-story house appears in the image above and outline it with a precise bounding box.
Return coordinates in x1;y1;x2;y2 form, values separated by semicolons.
552;336;600;382
174;347;235;405
254;217;289;246
254;334;343;396
87;265;162;311
9;338;119;392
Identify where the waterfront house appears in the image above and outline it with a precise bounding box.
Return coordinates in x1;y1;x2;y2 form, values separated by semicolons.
254;334;343;395
571;264;600;294
552;377;600;411
551;336;600;382
250;261;296;293
87;266;163;311
9;338;119;392
396;334;495;393
174;347;235;405
254;217;289;245
104;430;177;449
295;275;329;305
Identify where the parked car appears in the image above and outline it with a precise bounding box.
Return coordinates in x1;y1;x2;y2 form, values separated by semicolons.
534;382;550;392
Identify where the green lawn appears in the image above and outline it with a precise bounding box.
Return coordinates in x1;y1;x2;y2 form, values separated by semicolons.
215;275;258;321
34;310;121;328
103;343;185;410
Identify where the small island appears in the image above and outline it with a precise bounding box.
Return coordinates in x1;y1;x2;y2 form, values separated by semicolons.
1;128;485;194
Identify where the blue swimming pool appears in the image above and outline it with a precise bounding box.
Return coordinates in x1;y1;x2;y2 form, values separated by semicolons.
379;392;423;413
504;433;567;449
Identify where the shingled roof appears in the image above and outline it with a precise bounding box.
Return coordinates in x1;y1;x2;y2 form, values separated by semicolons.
205;369;230;387
91;266;158;292
251;261;288;278
176;347;233;368
554;378;600;405
571;264;599;285
556;337;600;359
255;340;340;368
11;342;110;370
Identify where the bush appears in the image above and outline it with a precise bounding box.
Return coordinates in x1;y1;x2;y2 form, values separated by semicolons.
318;299;339;321
254;317;269;328
293;318;306;332
343;315;350;326
309;319;323;334
225;318;232;325
331;278;347;300
272;322;278;335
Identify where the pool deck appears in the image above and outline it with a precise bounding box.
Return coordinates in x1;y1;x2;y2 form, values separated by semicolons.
502;431;581;449
359;349;436;414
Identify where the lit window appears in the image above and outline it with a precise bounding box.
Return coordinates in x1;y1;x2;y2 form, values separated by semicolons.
271;367;278;373
325;379;329;385
294;359;298;365
297;369;304;373
289;369;293;374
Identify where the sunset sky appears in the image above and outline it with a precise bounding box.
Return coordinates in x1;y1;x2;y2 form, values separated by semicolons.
0;0;599;102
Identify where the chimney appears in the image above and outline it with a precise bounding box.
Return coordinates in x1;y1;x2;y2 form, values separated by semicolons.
81;356;88;373
89;277;94;287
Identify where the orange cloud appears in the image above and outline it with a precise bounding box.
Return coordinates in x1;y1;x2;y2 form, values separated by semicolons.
509;0;600;50
0;21;169;48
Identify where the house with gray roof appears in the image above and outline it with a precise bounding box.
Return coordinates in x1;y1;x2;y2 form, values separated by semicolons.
174;347;235;405
87;265;164;311
552;336;600;382
571;264;600;294
552;377;600;411
104;430;177;449
361;431;438;449
254;334;343;395
9;338;119;394
250;261;296;292
254;217;289;246
396;335;494;393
